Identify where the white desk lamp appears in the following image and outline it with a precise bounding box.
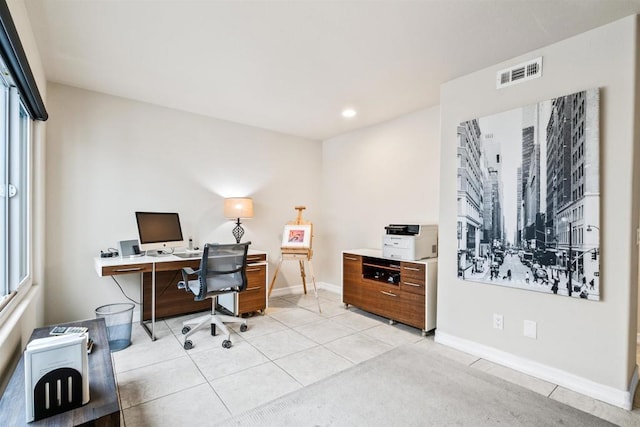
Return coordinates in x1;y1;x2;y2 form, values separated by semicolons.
224;197;253;243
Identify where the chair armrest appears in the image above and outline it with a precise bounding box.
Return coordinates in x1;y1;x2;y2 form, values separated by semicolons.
180;267;200;285
182;267;198;275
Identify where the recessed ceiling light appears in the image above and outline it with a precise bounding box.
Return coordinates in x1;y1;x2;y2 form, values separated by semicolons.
342;108;357;118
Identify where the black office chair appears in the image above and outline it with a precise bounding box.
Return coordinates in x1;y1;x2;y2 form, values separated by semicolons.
177;242;250;350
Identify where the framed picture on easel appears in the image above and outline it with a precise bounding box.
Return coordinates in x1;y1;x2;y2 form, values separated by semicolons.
269;206;320;312
281;224;312;249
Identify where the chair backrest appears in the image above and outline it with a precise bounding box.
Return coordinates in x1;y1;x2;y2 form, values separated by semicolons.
195;242;250;299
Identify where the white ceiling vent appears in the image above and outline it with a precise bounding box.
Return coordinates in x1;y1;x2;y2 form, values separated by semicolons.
496;57;542;89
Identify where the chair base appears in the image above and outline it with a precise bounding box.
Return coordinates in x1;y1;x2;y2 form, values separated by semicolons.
181;308;247;350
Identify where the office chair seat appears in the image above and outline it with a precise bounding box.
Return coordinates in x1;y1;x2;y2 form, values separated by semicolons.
177;242;250;350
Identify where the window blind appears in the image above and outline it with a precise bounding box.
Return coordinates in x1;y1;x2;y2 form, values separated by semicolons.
0;1;47;121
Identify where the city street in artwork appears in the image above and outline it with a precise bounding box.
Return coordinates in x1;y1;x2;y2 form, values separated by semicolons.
457;88;600;300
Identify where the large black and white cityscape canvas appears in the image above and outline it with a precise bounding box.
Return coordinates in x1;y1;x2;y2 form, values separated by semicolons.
456;88;600;300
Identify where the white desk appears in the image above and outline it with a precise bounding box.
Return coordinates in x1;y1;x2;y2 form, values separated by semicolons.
94;250;268;340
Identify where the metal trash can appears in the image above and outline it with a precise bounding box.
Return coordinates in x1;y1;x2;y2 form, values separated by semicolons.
95;303;134;352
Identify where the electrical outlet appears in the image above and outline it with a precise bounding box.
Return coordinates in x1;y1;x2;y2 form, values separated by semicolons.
493;314;503;330
524;320;537;339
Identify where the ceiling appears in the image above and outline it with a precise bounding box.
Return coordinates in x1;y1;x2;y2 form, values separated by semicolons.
23;0;640;141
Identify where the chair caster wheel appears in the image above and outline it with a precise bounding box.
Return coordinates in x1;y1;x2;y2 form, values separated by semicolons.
181;326;191;335
222;340;232;349
183;340;193;350
240;324;248;332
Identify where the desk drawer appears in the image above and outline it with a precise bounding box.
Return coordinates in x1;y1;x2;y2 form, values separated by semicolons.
247;253;267;264
238;285;264;314
155;259;199;272
238;265;266;314
102;263;151;276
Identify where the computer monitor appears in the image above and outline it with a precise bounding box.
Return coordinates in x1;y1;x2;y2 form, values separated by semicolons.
135;211;185;254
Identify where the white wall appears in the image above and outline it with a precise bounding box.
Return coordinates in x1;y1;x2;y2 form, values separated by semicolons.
45;86;442;322
437;15;640;408
44;84;322;324
321;107;441;286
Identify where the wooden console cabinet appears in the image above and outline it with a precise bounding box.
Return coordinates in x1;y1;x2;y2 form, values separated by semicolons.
342;249;437;334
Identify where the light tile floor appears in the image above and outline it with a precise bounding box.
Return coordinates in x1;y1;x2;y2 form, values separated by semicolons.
113;289;640;426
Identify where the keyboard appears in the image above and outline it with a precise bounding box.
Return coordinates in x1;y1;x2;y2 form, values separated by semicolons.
173;252;202;259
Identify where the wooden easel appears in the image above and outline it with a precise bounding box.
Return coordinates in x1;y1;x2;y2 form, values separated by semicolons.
268;206;321;312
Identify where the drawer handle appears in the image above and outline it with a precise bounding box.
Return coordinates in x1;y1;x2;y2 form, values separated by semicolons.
344;256;358;261
246;268;262;272
380;291;397;297
403;281;422;287
114;267;144;272
245;286;261;291
403;267;420;271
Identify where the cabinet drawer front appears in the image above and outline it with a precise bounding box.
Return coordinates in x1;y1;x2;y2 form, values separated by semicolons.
359;280;401;319
401;262;425;280
247;253;267;264
239;264;266;314
156;259;200;272
343;285;362;306
400;279;425;296
343;254;362;271
246;265;266;287
343;254;362;287
396;291;425;329
400;262;425;296
239;285;265;313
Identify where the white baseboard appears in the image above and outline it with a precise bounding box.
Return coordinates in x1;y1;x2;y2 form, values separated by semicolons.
317;281;341;295
435;330;637;410
270;281;340;298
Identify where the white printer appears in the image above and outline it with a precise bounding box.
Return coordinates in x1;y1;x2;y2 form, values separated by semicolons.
382;224;438;261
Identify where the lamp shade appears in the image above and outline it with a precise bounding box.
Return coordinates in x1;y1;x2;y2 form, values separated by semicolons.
224;198;254;219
